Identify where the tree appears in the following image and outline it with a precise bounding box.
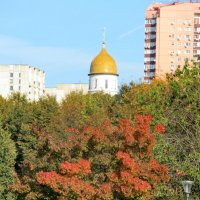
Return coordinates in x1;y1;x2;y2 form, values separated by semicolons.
60;92;114;128
0;122;16;199
37;115;169;200
116;63;200;198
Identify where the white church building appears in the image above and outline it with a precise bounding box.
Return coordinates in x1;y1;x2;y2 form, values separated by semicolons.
88;37;118;96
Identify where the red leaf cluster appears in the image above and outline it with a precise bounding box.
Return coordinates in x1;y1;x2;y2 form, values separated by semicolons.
60;159;91;175
37;171;95;199
36;115;169;199
154;124;166;134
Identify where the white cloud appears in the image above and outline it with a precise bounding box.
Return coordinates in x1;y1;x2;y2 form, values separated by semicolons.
0;35;93;69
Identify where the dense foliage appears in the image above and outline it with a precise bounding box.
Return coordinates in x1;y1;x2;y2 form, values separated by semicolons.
0;121;16;199
0;63;199;199
37;115;169;199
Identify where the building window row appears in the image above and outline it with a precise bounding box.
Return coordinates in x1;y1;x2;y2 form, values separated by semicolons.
145;42;156;48
193;50;200;55
145;19;156;25
145;34;156;39
170;19;191;25
90;79;114;90
194;34;200;39
9;72;21;78
170;34;192;40
194;41;200;46
144;49;156;54
144;72;155;77
145;27;156;32
169;49;198;56
144;65;155;70
194;27;200;32
171;27;192;32
144;57;155;62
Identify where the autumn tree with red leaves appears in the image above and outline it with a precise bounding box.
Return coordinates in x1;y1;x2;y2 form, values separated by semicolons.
37;115;169;200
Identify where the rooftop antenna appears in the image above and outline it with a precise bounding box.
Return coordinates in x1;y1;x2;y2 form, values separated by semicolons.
102;27;106;48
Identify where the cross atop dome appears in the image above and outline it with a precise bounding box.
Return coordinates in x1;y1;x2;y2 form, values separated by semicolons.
102;27;106;48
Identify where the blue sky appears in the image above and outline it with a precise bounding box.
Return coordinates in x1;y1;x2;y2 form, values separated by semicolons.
0;0;153;87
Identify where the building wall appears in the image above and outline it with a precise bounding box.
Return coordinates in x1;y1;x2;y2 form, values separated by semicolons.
144;2;200;82
88;74;118;96
0;64;45;101
46;83;89;102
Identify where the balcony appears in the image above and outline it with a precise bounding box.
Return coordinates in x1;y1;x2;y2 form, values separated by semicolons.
144;53;156;58
144;69;155;73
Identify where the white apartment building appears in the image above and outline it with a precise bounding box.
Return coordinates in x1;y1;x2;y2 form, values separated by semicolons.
46;83;88;102
0;64;45;101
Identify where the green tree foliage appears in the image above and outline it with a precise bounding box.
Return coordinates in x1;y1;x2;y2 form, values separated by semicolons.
0;122;16;199
117;63;200;198
61;92;114;128
0;62;198;199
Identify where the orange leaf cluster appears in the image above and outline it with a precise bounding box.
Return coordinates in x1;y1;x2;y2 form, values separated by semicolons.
60;159;91;175
36;115;169;199
154;123;166;134
37;171;95;200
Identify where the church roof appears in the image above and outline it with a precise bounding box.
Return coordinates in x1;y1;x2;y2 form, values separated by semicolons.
89;47;118;75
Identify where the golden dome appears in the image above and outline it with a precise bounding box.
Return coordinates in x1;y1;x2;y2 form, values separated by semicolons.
89;47;118;75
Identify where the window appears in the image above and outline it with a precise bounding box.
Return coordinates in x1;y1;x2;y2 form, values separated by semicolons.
178;57;181;62
10;86;13;91
105;80;108;89
186;35;190;39
19;86;21;91
185;50;190;54
193;50;198;55
144;65;155;70
178;42;182;46
95;79;98;89
194;42;200;47
144;49;156;54
144;57;155;62
145;19;156;25
145;27;156;32
185;19;191;25
10;79;13;84
186;42;190;46
19;73;21;78
10;72;13;77
145;35;150;39
150;42;156;47
19;79;21;84
185;27;191;31
170;65;174;72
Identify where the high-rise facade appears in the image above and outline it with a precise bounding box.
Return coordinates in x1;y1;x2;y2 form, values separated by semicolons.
0;64;45;101
144;1;200;82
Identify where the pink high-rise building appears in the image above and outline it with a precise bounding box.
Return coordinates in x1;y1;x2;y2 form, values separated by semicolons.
144;1;200;82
